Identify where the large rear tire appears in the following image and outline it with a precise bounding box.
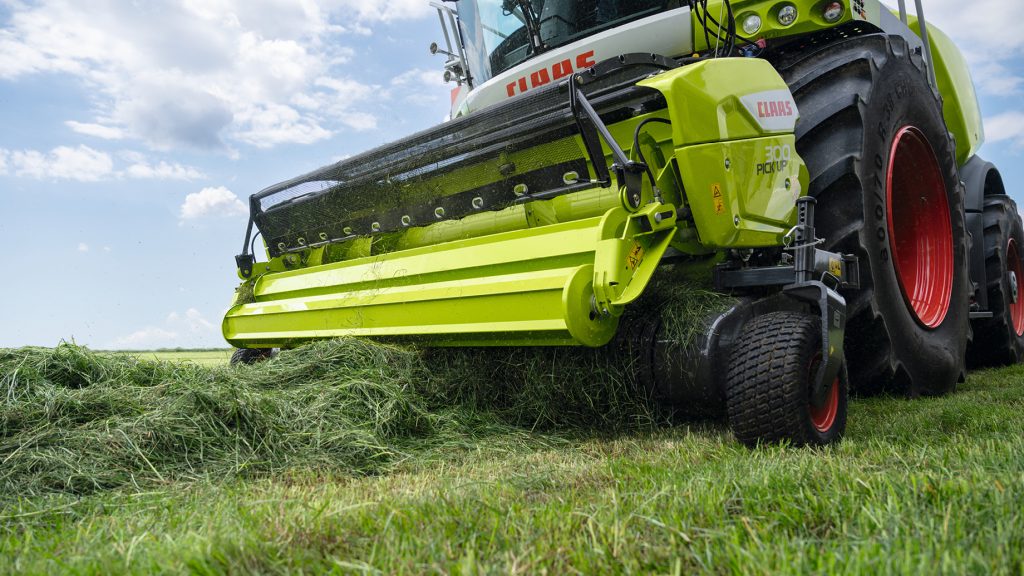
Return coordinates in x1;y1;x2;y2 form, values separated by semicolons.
968;195;1024;365
725;312;848;447
775;34;970;396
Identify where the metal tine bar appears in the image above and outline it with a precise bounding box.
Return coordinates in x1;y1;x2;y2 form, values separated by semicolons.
898;0;908;25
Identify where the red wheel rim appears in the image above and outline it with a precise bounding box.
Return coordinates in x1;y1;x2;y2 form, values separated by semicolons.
886;126;954;329
1008;238;1024;336
810;378;840;433
808;356;839;433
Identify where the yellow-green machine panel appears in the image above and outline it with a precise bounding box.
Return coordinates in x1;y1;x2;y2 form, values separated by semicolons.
226;58;807;349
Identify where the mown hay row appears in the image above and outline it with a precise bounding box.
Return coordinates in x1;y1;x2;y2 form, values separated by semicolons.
0;278;734;498
0;340;436;497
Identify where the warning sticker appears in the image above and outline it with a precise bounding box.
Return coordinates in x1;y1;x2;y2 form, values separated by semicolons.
627;242;645;271
829;258;842;278
712;183;725;215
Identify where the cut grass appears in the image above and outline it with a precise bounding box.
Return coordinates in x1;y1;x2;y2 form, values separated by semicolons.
0;336;669;499
1;365;1022;574
0;340;517;498
1;334;1022;573
133;350;233;367
0;282;736;501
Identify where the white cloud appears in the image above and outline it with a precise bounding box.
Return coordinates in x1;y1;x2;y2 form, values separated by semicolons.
114;83;236;150
910;1;1024;54
388;67;449;107
339;111;378;131
66;121;125;140
315;76;376;96
273;76;381;134
984;111;1024;149
110;327;179;349
124;159;205;181
167;308;217;334
0;0;424;150
77;242;89;252
4;145;114;181
906;1;1023;97
109;307;219;349
968;61;1023;98
391;68;445;88
327;0;433;23
180;186;248;220
233;103;332;148
0;146;205;182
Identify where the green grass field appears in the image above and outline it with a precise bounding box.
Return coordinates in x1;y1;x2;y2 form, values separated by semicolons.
2;344;1022;574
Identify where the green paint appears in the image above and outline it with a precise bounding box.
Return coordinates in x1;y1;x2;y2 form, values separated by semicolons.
907;16;985;165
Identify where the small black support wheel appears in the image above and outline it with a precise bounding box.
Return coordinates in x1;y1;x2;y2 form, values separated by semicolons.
230;348;274;366
726;312;848;447
968;195;1024;366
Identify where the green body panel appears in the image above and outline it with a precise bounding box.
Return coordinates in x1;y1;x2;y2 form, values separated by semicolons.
226;60;807;348
639;58;794;145
677;136;803;247
907;17;984;165
639;59;806;248
225;216;612;348
224;205;679;348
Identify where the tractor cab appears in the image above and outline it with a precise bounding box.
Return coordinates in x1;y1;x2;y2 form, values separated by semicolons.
432;0;690;115
462;0;674;79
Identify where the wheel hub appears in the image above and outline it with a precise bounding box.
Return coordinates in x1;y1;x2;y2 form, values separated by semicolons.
809;377;840;433
1008;238;1024;336
886;126;954;329
1009;270;1019;305
808;354;839;433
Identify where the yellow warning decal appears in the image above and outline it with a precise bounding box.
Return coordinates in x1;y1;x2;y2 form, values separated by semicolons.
829;258;842;278
711;183;725;215
627;242;645;271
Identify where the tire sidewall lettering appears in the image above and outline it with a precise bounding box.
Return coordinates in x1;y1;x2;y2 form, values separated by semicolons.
860;55;967;364
868;75;914;270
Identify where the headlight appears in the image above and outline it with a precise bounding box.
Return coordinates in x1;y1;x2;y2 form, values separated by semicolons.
823;2;844;22
777;4;798;26
742;13;763;36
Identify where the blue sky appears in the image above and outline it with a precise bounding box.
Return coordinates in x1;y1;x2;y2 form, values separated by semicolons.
1;0;1022;349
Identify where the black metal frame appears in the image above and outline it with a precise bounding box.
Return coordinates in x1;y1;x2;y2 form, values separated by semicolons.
567;76;647;208
713;197;858;404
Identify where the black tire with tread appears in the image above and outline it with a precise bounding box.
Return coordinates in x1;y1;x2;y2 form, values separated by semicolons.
773;33;970;396
726;312;848;446
968;195;1024;366
230;348;273;366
